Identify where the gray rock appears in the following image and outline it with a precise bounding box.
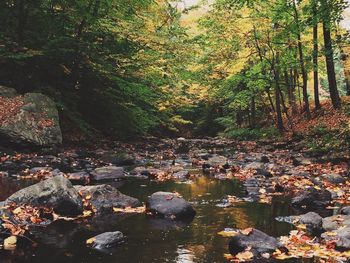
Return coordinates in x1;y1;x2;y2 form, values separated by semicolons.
245;162;265;170
229;228;280;255
299;212;323;235
88;231;124;250
66;171;90;184
320;174;346;184
340;206;350;215
0;92;62;148
172;170;189;180
322;215;350;231
6;176;83;216
147;192;195;220
322;226;350;249
75;184;141;214
100;152;135;166
207;155;228;167
90;166;124;181
0;86;17;98
291;187;331;208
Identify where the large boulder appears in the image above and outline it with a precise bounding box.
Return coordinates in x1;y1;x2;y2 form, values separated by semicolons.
0;92;62;148
229;228;280;255
90;166;125;181
291;187;331;208
5;176;83;216
322;215;350;231
75;184;141;214
87;231;124;250
147;192;195;220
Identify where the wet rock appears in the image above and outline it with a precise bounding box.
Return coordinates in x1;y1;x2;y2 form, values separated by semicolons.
322;215;350;231
207;155;227;167
66;171;90;184
0;92;62;149
255;168;272;178
229;229;280;255
291;187;331;208
147;192;196;220
6;176;83;216
299;212;323;235
100;152;135;166
90;166;125;181
75;184;141;214
261;156;270;163
88;231;124;250
340;206;350;215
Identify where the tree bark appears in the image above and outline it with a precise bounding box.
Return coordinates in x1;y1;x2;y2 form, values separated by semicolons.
321;0;341;109
293;0;311;119
313;1;321;109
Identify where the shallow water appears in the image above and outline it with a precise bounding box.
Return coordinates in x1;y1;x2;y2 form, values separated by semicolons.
0;175;305;263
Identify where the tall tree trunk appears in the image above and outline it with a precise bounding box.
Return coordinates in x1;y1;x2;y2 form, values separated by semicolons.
321;0;341;109
288;69;298;114
313;1;321;109
274;53;284;132
17;0;27;45
250;96;256;128
293;0;311;119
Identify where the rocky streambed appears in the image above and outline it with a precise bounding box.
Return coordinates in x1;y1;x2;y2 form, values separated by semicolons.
0;138;350;263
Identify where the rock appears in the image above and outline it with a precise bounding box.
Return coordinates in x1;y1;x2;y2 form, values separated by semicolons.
299;212;323;235
291;156;311;166
147;192;196;220
100;152;135;166
75;184;141;214
229;229;280;255
87;231;124;250
322;226;350;250
207;155;228;167
261;156;270;163
322;215;350;231
245;162;264;170
320;174;346;184
6;176;83;216
66;171;90;184
90;166;125;181
0;86;17;98
291;188;331;208
340;207;350;215
172;170;189;181
0;92;62;148
255;168;272;178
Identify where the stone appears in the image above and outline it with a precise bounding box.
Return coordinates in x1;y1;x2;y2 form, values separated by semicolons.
320;174;346;184
0;92;62;148
66;171;90;184
88;231;124;250
0;86;17;98
147;192;196;220
245;162;265;170
100;152;135;166
207;155;228;167
229;228;280;255
291;188;331;208
75;184;141;214
322;215;350;231
6;176;83;216
299;212;323;235
340;206;350;215
90;166;125;181
172;170;189;180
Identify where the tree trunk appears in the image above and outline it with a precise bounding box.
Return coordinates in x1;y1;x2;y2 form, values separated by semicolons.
274;53;284;132
321;0;341;109
17;0;27;45
250;96;256;128
293;0;311;119
313;2;321;109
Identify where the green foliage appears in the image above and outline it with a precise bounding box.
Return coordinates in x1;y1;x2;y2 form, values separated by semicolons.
222;127;281;140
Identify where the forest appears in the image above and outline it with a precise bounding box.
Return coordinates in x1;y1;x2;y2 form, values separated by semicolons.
1;0;350;262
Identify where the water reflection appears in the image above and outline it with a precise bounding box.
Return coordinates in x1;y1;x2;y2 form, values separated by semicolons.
0;176;301;262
